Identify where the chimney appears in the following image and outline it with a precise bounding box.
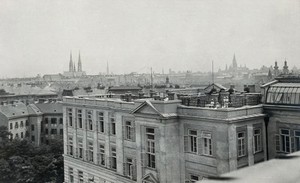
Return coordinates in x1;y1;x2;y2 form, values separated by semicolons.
150;90;156;98
125;92;132;102
153;95;160;100
167;92;175;100
138;92;144;99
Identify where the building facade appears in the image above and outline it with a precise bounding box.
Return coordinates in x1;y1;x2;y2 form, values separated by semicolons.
63;96;266;183
261;75;300;159
0;102;63;146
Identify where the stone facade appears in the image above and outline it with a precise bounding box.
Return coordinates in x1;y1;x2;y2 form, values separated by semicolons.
0;102;63;146
63;97;266;183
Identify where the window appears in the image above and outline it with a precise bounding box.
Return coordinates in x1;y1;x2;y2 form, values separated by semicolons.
25;131;29;137
21;132;23;138
15;133;19;139
77;139;83;159
254;129;262;153
69;167;74;183
44;118;48;124
68;137;73;156
78;170;84;183
146;128;155;169
124;157;136;180
31;135;35;142
110;147;117;170
237;132;246;157
31;124;34;131
15;122;19;129
280;129;290;153
51;129;57;134
45;128;48;135
295;130;300;152
97;112;104;133
110;113;116;135
77;109;83;129
59;118;63;124
202;132;212;156
68;108;73;127
98;144;105;166
88;142;94;162
87;110;93;131
10;123;12;130
60;129;63;135
20;121;24;128
124;121;135;141
51;118;57;124
25;120;29;126
190;175;200;183
189;130;198;153
88;174;94;183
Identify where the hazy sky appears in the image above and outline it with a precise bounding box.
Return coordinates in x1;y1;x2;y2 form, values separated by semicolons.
0;0;299;77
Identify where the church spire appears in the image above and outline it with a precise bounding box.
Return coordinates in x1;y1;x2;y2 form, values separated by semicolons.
283;59;289;74
78;51;82;72
69;51;73;72
106;61;109;75
232;53;237;69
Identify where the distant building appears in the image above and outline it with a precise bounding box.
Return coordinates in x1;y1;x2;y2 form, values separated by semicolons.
63;52;86;78
43;74;64;82
226;54;249;76
0;85;58;105
108;86;142;95
0;102;63;146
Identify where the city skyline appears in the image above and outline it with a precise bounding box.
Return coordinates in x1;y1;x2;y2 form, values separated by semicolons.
1;0;300;77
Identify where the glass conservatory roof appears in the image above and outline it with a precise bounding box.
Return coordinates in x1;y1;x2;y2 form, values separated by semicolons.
266;83;300;105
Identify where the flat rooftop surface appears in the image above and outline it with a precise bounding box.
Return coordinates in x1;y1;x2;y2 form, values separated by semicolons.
202;152;300;183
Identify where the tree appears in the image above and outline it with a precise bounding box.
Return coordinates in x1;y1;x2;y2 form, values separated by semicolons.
0;158;12;182
0;126;64;183
0;126;12;147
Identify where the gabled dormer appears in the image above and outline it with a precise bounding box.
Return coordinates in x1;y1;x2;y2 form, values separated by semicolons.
131;100;180;120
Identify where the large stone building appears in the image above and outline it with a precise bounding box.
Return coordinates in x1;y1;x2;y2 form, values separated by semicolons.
62;75;300;183
63;93;266;182
0;102;63;146
261;75;300;159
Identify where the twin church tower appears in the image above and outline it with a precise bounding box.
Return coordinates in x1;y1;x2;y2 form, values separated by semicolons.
63;51;86;77
69;51;82;72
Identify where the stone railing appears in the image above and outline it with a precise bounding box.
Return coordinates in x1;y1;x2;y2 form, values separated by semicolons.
63;97;136;110
178;104;263;119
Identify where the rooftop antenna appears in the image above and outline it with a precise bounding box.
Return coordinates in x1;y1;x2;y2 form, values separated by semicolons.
150;67;153;89
106;61;109;75
212;60;214;88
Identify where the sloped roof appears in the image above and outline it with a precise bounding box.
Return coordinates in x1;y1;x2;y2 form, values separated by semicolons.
131;100;177;118
34;103;62;114
0;103;29;118
204;83;227;91
0;85;57;96
73;88;105;96
260;80;278;88
109;86;142;90
27;104;43;115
